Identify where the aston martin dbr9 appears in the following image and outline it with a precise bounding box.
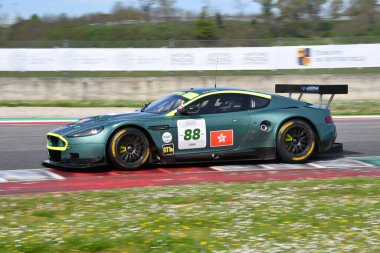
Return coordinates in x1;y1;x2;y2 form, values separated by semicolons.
44;85;347;170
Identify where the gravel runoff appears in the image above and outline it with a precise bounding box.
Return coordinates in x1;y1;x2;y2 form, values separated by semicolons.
0;107;137;118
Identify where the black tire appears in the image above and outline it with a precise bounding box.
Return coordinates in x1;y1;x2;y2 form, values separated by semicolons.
276;119;316;163
107;127;150;170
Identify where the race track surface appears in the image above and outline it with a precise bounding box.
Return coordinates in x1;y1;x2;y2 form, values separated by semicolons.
0;119;379;171
0;119;379;194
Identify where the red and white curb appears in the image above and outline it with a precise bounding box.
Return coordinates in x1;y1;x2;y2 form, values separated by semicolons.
210;158;375;172
0;169;65;183
0;157;377;184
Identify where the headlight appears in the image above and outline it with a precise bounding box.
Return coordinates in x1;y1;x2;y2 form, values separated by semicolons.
67;126;104;138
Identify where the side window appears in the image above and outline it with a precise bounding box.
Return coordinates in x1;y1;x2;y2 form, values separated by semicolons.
188;93;250;114
250;96;270;109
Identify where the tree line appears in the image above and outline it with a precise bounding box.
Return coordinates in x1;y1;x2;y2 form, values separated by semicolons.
0;0;379;42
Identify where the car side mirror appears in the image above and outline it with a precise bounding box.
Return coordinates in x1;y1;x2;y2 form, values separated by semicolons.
177;104;200;115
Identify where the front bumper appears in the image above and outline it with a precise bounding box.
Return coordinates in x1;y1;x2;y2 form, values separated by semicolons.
46;133;107;168
42;157;106;169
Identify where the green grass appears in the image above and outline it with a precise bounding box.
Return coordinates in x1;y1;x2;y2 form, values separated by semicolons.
0;67;380;77
5;17;380;45
0;178;379;252
331;99;380;115
0;99;379;115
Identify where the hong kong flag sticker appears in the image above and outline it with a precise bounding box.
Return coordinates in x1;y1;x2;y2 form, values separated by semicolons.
210;130;233;147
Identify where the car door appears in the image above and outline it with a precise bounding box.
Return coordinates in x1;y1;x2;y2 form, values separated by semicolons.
171;93;252;156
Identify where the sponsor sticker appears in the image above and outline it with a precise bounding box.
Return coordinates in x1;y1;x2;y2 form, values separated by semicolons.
298;48;311;66
210;130;234;147
177;119;206;150
162;144;175;155
162;132;173;143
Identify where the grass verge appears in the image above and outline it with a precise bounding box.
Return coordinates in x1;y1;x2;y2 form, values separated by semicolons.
0;99;379;115
0;177;379;253
330;99;380;115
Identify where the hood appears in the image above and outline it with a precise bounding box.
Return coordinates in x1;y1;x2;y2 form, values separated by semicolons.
50;111;164;136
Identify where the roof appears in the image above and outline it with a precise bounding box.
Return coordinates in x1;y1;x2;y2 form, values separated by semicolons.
165;87;273;117
181;87;270;96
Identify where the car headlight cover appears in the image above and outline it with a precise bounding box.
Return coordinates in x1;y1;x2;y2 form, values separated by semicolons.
68;126;104;138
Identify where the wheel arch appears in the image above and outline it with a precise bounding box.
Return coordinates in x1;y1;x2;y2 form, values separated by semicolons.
105;124;158;163
276;116;321;151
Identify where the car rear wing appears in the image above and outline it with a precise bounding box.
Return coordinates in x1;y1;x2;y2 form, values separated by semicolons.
275;84;348;108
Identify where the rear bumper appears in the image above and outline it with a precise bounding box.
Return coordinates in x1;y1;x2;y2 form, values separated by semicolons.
316;123;337;152
318;137;336;152
322;142;343;154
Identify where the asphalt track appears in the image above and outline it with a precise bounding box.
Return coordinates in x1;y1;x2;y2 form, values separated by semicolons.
0;119;379;171
0;118;379;194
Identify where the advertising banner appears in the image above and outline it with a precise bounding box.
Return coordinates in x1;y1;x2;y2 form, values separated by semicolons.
0;44;378;71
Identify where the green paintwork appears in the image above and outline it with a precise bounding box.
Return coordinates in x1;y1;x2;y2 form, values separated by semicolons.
45;87;337;166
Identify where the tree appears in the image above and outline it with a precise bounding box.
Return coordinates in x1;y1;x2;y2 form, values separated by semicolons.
254;0;277;34
30;14;40;22
156;0;176;18
330;0;344;19
276;0;328;36
305;0;327;21
112;1;125;13
194;7;217;40
254;0;275;19
139;0;155;21
215;12;224;29
347;0;378;25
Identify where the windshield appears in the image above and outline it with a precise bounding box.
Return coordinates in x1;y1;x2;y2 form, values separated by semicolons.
142;94;189;114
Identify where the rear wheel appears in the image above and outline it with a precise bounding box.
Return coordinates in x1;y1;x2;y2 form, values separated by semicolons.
276;119;316;163
107;127;150;170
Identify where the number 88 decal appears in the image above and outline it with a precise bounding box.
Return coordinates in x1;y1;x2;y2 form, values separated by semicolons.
177;119;206;150
184;128;201;140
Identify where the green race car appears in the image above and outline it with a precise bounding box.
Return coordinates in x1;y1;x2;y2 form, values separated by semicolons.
43;85;347;170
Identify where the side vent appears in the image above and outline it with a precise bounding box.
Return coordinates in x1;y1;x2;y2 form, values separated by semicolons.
282;106;299;109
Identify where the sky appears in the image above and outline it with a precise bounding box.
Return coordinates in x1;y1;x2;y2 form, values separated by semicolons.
0;0;260;21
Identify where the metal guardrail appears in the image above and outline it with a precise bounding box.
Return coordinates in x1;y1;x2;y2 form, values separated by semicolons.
0;36;380;48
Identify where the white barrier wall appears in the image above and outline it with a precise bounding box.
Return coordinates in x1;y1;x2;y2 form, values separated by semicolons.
0;44;379;71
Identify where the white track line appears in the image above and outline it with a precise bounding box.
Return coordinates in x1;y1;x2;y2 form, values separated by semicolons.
259;164;276;169
45;170;66;180
307;163;325;168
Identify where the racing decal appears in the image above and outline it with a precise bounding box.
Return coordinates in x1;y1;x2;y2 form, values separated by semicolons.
162;132;173;143
177;119;206;150
162;144;174;155
182;92;199;100
210;130;234;147
176;91;199;100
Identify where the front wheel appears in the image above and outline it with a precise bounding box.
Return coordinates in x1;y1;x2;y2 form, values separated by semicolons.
276;119;316;163
107;127;150;170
